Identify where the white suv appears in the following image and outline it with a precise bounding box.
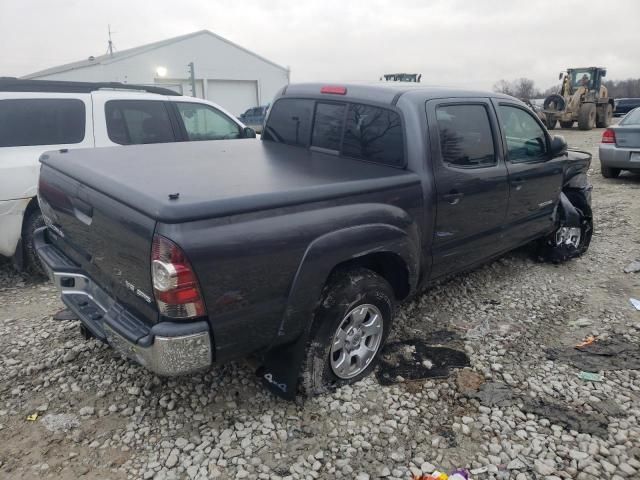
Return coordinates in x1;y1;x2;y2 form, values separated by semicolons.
0;78;254;273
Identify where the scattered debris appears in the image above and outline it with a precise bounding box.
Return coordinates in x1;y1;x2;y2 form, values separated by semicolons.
376;339;470;385
472;382;513;407
40;413;80;433
547;337;640;371
26;413;38;421
521;399;608;437
623;260;640;273
630;298;640;311
576;335;596;347
579;371;604;382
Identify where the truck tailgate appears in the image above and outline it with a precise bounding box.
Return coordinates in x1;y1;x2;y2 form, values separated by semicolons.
38;164;158;325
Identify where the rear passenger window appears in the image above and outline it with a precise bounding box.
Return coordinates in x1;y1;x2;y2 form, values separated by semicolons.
0;98;85;147
436;105;496;167
343;104;404;166
105;100;175;145
311;103;345;151
263;98;314;146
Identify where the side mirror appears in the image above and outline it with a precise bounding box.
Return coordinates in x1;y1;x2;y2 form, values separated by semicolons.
558;72;563;80
242;127;256;138
601;69;607;77
550;135;567;157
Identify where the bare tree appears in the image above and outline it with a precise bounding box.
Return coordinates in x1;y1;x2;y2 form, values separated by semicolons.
513;78;537;100
493;79;514;96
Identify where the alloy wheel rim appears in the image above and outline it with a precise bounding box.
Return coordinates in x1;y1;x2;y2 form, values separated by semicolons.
330;304;384;379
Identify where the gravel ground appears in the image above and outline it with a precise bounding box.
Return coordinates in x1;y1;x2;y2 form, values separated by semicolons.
1;125;639;480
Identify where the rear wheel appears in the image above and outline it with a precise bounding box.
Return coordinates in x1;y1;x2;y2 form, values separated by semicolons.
300;268;394;395
601;165;621;178
596;104;613;128
578;104;596;130
559;120;574;128
22;209;45;276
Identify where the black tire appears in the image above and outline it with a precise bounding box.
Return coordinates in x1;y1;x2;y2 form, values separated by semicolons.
596;104;613;128
22;209;46;276
543;94;566;111
559;120;574;128
577;103;596;130
300;268;395;396
537;195;592;264
601;165;621;178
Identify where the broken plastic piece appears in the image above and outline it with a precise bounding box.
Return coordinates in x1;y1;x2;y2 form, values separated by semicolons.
579;371;604;382
576;335;596;348
26;413;38;421
630;298;640;311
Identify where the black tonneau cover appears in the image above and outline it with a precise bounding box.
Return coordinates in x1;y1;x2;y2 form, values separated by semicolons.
40;140;419;223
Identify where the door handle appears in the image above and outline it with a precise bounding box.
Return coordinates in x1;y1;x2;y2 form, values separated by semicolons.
443;190;464;205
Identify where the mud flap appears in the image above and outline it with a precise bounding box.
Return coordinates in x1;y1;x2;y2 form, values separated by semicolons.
259;331;310;401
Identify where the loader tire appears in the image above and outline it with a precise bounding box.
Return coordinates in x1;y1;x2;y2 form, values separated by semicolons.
578;104;596;130
596;104;613;128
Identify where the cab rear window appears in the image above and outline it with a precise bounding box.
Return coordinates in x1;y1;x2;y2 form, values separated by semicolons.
263;98;404;167
0;98;85;147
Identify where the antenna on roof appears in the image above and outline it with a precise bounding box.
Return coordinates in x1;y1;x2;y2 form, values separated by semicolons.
106;24;116;56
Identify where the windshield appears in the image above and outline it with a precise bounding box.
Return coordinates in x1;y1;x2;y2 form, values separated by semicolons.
621;108;640;125
569;69;593;89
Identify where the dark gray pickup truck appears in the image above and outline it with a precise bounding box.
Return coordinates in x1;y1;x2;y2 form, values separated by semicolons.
35;83;592;399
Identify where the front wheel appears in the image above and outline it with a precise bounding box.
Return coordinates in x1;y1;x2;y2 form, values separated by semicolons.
300;268;395;395
578;104;596;130
537;199;592;263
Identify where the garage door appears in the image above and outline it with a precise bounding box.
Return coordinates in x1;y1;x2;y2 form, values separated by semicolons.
206;80;258;117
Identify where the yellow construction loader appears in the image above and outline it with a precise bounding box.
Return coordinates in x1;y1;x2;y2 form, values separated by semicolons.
543;67;614;130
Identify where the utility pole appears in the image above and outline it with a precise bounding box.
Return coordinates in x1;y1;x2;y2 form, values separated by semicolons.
188;62;196;97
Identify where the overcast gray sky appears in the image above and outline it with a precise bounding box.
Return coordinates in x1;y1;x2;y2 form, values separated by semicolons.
1;0;638;91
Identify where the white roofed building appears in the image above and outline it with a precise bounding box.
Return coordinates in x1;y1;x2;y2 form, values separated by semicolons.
23;30;289;116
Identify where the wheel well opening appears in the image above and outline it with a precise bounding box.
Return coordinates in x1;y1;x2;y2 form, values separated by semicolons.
22;197;40;232
330;252;410;300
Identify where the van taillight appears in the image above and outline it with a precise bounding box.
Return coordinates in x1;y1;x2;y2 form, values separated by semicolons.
151;234;206;319
601;129;616;144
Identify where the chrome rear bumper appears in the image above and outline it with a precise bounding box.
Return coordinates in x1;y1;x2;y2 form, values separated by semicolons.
35;227;213;376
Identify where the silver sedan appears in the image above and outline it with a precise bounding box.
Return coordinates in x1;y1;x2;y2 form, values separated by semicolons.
599;107;640;178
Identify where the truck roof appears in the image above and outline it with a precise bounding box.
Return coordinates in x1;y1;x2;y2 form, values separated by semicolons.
282;82;514;106
40;140;419;223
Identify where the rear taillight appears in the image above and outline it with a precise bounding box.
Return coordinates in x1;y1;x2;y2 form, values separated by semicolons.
151;234;206;319
601;128;616;144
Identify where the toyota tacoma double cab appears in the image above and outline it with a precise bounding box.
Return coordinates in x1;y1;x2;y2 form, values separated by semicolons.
35;83;593;399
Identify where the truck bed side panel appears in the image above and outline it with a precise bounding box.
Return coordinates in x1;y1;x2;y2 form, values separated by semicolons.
158;178;423;362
